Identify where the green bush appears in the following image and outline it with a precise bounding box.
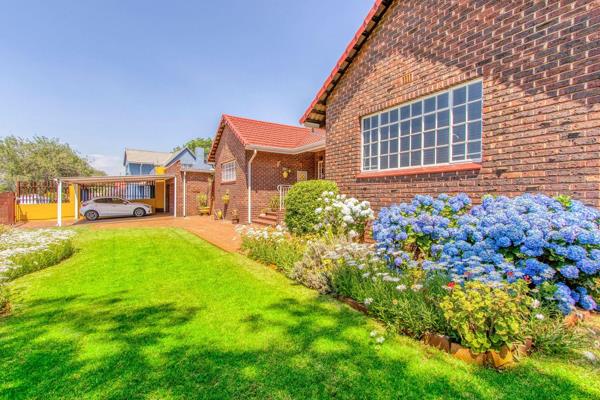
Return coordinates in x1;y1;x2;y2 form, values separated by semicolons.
440;281;530;354
5;239;74;280
284;180;338;235
0;283;10;314
524;307;587;355
239;226;306;273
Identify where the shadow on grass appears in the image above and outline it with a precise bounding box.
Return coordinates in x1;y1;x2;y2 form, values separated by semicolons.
0;293;597;400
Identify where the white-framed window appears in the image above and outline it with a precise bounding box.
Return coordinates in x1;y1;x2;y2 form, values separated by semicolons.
317;160;325;179
361;80;483;171
221;160;236;182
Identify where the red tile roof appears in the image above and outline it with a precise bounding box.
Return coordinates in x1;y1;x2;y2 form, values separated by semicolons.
300;0;393;126
208;114;325;162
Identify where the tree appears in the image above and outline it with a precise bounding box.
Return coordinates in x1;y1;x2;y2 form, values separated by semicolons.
0;136;105;190
173;138;212;160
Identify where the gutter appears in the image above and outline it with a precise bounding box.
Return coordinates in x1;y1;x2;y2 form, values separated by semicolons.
183;170;187;217
247;149;258;224
245;140;325;155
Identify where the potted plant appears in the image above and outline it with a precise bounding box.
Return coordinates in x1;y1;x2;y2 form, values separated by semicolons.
281;167;291;179
215;209;223;220
231;209;239;224
269;195;279;212
222;190;230;205
197;193;210;215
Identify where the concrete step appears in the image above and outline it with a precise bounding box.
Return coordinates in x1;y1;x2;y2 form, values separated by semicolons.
258;213;278;222
253;217;278;227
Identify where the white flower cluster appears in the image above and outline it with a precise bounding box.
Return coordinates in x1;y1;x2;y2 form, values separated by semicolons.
237;225;287;243
314;192;374;239
0;228;75;279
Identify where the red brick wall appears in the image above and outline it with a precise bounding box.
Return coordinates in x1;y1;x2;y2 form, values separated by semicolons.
0;192;15;225
165;162;212;217
249;151;318;221
213;125;248;221
325;0;600;209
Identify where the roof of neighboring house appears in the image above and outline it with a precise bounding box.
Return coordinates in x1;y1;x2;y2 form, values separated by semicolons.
163;147;195;168
300;0;393;127
208;114;326;162
123;148;174;166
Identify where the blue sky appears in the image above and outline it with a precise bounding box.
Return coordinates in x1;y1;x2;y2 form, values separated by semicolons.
0;0;373;175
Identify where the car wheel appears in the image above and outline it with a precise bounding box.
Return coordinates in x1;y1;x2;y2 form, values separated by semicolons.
85;210;99;221
133;207;146;217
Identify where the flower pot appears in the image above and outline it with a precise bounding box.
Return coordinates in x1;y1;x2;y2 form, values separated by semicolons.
422;333;451;353
486;346;514;369
450;343;486;366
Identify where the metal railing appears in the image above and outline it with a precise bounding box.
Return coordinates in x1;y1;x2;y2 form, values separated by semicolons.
278;184;292;210
16;181;69;204
80;181;156;202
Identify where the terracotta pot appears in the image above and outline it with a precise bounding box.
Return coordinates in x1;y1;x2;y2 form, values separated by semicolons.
486;346;515;369
450;343;486;366
422;333;451;353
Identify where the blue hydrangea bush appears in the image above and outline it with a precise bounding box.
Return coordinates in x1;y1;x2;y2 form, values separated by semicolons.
373;193;600;315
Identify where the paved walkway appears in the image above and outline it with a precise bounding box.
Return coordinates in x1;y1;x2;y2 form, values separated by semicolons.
18;214;242;253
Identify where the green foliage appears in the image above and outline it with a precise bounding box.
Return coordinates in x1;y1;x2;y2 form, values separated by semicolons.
196;193;208;208
239;227;306;273
440;281;530;354
4;240;74;280
525;307;587;355
0;136;104;190
173;137;212;160
269;195;279;211
284;180;338;235
0;283;9;314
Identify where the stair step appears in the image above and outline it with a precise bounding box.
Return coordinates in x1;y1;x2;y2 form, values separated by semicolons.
259;213;277;222
254;217;278;227
265;210;279;216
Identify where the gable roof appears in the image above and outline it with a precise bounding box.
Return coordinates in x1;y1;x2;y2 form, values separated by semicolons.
163;147;195;168
300;0;394;127
208;114;325;162
123;148;174;166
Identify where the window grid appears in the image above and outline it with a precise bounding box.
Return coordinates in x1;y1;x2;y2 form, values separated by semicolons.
361;80;482;171
221;161;236;182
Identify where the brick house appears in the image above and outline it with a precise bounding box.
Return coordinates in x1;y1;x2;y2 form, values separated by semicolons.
208;114;325;224
301;0;600;209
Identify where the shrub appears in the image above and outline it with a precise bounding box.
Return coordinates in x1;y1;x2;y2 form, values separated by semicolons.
0;229;75;281
374;193;600;314
269;195;279;211
0;283;9;314
524;305;587;355
285;180;338;235
440;281;530;354
314;192;374;239
238;226;305;273
196;193;208;208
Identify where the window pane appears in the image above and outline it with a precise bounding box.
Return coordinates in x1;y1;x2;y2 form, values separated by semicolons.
389;153;398;168
423;149;435;165
401;136;410;151
381;126;389;140
400;106;410;120
363;158;370;169
411;102;422;116
371;116;378;128
411;134;422;150
380;155;388;169
371;143;378;155
452;143;465;160
390;138;398;153
437;110;450;127
468;101;482;120
453;105;466;124
424;131;436;147
363;145;370;157
401;121;410;136
381;141;389;154
363;131;370;143
453;124;466;142
400;152;410;167
424;114;436;131
437;146;449;163
390;123;399;139
370;156;378;167
437;128;449;146
381;112;389;125
453;86;467;105
468;81;482;101
468;121;482;141
363;118;370;130
411;150;421;166
390;109;399;123
411;117;422;133
371;131;378;142
424;97;436;113
468;140;482;157
437;93;449;108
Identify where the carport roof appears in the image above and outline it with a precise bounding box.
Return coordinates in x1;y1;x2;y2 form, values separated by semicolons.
59;175;175;184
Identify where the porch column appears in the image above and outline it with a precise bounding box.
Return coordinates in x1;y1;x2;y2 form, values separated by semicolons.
174;176;177;218
73;184;78;222
56;179;62;227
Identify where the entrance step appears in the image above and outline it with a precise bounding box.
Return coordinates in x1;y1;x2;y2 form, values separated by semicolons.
254;213;278;227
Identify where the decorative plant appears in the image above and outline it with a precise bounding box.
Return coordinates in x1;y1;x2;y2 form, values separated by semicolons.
440;280;530;354
285;180;338;235
216;209;223;220
314;192;374;241
197;193;208;208
231;209;239;224
269;195;279;212
281;167;292;179
222;190;230;205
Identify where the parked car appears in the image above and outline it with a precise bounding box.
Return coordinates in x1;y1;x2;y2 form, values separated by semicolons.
80;197;153;221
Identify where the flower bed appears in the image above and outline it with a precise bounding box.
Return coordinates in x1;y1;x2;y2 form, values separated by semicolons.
238;225;306;273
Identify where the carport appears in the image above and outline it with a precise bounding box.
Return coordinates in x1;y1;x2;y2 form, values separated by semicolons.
56;174;177;226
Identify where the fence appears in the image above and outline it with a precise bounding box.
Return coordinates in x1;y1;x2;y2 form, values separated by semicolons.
278;184;292;210
80;181;156;202
0;192;15;224
16;181;69;204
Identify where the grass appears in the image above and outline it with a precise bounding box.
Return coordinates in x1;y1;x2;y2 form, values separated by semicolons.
0;228;599;400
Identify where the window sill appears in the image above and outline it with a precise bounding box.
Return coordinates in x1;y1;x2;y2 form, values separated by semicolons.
356;162;482;178
221;180;237;185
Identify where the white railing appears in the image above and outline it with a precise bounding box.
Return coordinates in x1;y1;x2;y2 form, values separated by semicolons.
278;184;292;210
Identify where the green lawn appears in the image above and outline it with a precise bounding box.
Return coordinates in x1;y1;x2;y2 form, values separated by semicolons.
1;228;599;400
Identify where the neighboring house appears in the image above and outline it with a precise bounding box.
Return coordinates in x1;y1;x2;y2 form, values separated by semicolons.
123;147;209;175
208;114;325;224
301;0;600;209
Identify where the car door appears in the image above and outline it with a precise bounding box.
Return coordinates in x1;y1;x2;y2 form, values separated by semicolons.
110;198;131;217
93;198;113;217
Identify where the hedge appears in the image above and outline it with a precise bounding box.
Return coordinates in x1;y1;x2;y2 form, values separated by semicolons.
284;180;338;235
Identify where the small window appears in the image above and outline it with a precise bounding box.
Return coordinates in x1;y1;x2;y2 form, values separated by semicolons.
222;161;236;182
361;80;483;171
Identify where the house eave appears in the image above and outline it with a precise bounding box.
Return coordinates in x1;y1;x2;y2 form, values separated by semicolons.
245;141;326;155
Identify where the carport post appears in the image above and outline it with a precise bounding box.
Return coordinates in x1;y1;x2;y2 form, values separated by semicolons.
174;176;177;218
73;184;78;221
56;179;62;227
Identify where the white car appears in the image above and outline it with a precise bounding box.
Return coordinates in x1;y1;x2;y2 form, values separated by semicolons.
80;197;153;221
